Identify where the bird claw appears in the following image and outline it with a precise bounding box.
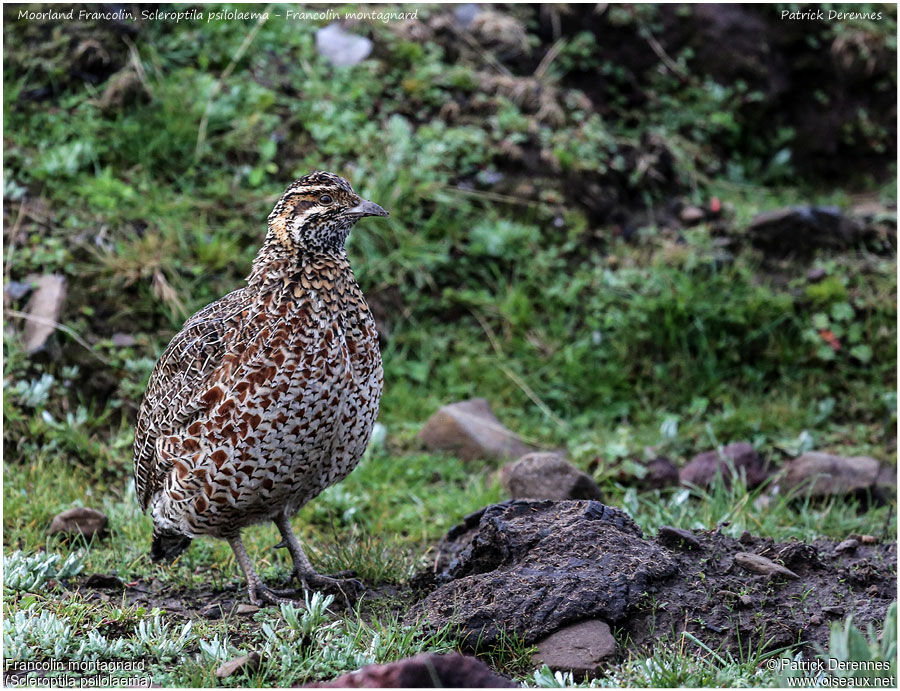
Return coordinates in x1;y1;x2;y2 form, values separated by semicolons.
292;570;364;601
248;583;296;607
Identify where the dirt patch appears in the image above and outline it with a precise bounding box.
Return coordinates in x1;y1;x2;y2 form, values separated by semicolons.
409;500;897;656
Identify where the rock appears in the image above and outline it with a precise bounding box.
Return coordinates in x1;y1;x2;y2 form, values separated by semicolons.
809;614;822;626
739;594;753;608
806;267;827;283
418;398;535;462
215;652;260;679
679;442;767;489
500;453;602;501
533;619;617;677
454;3;481;28
48;507;108;539
408;500;676;646
833;539;859;555
84;573;124;590
733;552;799;580
21;274;67;354
315;23;372;67
5;280;33;302
781;452;882;498
874;465;897;495
200;603;225;620
304;653;515;687
680;205;706;224
236;603;260;615
640;457;680;489
746;206;864;255
657;525;702;550
111;332;137;347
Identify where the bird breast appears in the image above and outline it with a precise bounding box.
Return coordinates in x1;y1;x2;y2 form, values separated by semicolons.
153;277;383;536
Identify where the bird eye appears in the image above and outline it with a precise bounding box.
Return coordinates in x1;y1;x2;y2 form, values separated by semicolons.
319;194;333;204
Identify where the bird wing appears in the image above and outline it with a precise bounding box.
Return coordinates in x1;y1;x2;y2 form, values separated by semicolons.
133;287;249;511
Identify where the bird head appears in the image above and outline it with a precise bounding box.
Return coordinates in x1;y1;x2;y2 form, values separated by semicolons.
267;171;388;253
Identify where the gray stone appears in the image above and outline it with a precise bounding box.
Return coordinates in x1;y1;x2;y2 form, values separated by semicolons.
215;652;260;679
533;619;616;677
639;457;680;489
5;280;33;301
733;552;799;580
833;539;859;555
315;23;372;67
781;452;881;497
454;4;481;28
22;274;67;354
806;267;827;283
418;398;535;461
680;205;706;224
111;332;137;347
500;453;602;501
680;442;767;488
48;507;108;539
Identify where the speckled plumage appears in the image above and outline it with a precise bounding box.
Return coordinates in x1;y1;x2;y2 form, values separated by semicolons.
134;172;387;604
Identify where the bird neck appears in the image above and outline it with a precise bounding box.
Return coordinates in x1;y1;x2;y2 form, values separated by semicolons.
246;232;349;289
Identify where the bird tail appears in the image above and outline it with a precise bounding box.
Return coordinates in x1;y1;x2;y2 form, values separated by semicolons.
150;525;192;563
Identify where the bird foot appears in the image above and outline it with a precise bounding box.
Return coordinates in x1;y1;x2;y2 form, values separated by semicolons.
290;570;364;601
247;583;301;607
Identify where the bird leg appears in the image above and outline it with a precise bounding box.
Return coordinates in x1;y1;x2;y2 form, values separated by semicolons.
273;513;363;598
227;534;295;607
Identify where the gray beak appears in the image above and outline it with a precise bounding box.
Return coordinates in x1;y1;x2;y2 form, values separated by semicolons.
348;199;389;218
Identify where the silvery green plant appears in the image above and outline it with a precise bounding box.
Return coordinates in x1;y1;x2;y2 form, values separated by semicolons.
282;592;334;638
3;607;74;660
72;630;133;661
532;665;577;688
4;550;83;591
8;373;55;408
198;635;233;665
133;614;193;662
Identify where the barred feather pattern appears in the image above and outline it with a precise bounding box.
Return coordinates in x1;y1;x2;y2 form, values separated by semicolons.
134;172;384;542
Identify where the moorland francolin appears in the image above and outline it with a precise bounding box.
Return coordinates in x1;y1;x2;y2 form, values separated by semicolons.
133;172;387;605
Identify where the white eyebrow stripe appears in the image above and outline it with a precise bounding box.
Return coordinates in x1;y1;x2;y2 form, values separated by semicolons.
289;186;331;194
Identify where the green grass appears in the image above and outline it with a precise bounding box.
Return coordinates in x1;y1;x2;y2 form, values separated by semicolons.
3;3;896;687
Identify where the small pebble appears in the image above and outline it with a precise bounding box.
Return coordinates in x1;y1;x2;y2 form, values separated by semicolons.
200;603;224;620
680;205;705;224
216;652;261;679
834;538;859;554
806;267;827;283
733;552;799;580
